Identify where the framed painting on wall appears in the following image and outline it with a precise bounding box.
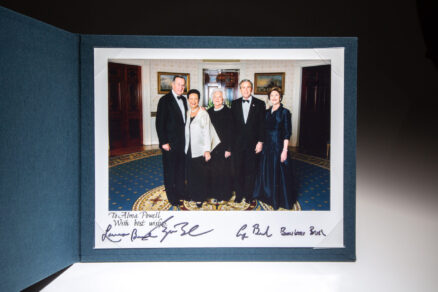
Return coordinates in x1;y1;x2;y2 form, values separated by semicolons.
157;72;190;94
254;72;285;94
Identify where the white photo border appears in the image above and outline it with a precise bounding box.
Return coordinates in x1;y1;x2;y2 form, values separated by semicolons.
94;48;344;249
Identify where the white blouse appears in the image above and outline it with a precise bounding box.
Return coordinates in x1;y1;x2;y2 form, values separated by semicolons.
184;109;220;158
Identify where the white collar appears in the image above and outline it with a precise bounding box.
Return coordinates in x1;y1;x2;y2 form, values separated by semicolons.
172;90;184;99
214;105;224;111
242;96;252;103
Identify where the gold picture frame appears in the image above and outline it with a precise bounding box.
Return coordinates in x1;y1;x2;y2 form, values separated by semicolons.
254;72;285;95
157;72;190;94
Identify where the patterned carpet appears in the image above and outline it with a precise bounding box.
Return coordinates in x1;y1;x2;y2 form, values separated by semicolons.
109;150;330;211
132;185;302;211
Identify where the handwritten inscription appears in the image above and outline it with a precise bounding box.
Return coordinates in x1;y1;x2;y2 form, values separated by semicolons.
236;224;326;240
309;226;326;236
102;213;328;246
280;227;306;236
102;215;214;244
109;211;161;220
236;223;273;240
101;225;130;243
109;211;164;227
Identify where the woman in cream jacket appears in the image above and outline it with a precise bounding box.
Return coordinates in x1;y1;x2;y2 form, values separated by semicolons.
185;89;220;207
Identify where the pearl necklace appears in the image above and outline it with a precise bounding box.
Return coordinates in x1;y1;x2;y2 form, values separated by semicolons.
191;107;200;116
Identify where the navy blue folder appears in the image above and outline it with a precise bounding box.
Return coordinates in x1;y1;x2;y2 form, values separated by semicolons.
0;6;356;291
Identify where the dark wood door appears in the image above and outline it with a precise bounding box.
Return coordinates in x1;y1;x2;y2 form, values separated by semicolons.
108;62;143;150
299;65;331;158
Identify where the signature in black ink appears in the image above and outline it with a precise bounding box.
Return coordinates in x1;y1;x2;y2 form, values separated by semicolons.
101;216;214;244
130;216;174;242
236;223;272;241
309;226;326;236
280;227;306;236
101;224;130;243
131;227;159;241
236;224;249;240
252;224;272;237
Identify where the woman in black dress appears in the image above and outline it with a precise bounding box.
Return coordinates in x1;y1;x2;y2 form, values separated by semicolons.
253;87;296;210
207;89;233;203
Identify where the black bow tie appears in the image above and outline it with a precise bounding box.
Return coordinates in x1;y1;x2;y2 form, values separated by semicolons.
243;99;250;103
177;95;184;100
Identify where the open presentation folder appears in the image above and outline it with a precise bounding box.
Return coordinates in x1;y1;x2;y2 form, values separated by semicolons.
0;6;357;292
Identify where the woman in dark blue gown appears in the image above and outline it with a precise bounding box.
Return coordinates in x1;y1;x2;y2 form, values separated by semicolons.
253;87;296;210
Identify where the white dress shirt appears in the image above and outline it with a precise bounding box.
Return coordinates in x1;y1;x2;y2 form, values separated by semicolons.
242;96;252;123
172;90;186;123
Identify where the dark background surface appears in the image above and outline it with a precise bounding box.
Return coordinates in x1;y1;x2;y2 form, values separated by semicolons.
1;0;436;290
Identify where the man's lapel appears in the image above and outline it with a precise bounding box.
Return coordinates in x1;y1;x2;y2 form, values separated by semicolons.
169;93;185;124
182;97;188;124
237;98;245;125
246;96;256;125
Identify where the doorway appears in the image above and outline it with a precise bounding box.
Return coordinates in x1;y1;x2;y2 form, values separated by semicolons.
298;65;331;158
108;62;143;155
203;69;239;107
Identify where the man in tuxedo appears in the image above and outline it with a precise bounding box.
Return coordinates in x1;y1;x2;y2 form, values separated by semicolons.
155;76;188;206
230;79;266;203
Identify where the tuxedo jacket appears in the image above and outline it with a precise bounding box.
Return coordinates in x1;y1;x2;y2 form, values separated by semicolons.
230;96;266;152
155;92;187;152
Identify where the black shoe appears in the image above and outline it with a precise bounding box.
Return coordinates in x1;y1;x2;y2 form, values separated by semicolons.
169;200;180;206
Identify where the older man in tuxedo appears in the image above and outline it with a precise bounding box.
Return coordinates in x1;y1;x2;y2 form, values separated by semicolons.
155;76;188;206
230;79;266;203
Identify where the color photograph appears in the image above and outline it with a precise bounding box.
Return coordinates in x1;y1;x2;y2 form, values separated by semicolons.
94;47;345;249
107;61;330;212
